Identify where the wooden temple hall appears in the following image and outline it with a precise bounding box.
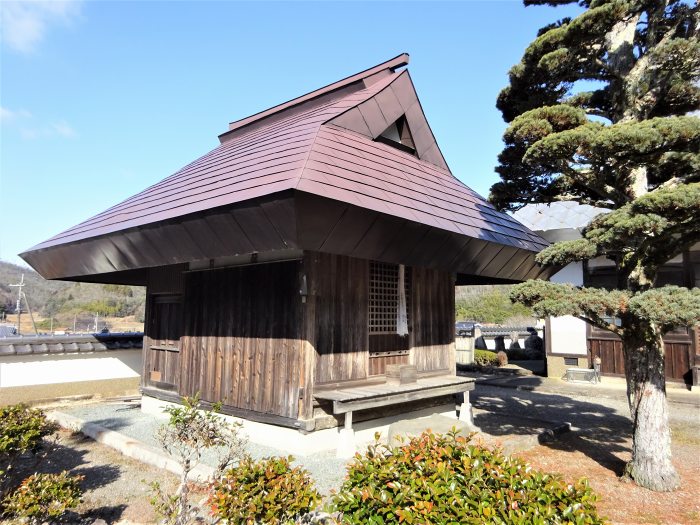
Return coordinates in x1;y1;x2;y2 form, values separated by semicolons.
21;54;550;443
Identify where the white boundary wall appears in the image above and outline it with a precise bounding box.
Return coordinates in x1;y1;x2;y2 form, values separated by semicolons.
0;350;141;388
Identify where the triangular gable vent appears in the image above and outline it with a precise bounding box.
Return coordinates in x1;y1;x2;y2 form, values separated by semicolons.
326;70;449;171
376;116;416;155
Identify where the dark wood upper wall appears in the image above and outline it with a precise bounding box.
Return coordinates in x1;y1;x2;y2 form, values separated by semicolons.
143;264;187;391
306;252;455;385
176;261;304;419
306;252;369;385
411;266;455;373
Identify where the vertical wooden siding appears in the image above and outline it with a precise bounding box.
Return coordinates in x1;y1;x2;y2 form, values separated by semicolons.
178;261;304;419
308;252;369;384
588;327;695;383
144;296;183;388
308;252;455;383
143;266;187;390
410;266;454;372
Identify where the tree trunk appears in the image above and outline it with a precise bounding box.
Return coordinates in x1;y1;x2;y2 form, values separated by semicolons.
622;331;680;491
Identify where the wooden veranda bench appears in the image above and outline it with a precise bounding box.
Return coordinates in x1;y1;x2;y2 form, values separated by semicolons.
314;374;476;450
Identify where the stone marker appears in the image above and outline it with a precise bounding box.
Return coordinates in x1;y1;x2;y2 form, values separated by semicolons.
386;364;417;384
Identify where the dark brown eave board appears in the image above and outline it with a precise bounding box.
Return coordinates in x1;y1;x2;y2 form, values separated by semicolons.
21;188;550;285
294;192;548;282
20;191;299;283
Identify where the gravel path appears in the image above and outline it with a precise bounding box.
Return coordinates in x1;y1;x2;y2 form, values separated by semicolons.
57;383;699;502
60;400;348;495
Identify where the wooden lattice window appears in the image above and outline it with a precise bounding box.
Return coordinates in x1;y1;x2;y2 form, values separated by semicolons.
369;261;411;334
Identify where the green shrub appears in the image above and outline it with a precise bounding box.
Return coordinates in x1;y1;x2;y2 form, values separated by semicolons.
474;349;499;367
210;455;321;524
0;404;58;458
333;431;603;524
0;405;59;498
2;472;83;523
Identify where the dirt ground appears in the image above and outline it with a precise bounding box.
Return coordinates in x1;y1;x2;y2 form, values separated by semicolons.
517;420;700;525
2;429;179;524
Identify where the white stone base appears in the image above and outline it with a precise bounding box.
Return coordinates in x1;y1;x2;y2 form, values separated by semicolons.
336;428;356;458
141;395;456;457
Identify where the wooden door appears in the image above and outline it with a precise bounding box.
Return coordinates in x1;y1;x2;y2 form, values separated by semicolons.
144;294;183;390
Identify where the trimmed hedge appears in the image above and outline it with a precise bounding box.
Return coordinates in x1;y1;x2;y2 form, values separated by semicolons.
474;349;500;367
333;430;603;524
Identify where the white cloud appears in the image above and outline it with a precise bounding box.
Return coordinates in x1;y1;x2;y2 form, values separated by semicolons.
19;121;77;139
2;106;76;139
0;1;82;53
0;106;32;122
50;120;76;137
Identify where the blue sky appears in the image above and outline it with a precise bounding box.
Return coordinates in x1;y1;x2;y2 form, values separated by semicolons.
1;0;582;267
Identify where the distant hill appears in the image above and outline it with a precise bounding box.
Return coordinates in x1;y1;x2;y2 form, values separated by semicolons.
455;284;535;325
0;260;146;326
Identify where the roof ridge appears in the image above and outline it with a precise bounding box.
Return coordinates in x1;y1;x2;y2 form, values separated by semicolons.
220;53;409;139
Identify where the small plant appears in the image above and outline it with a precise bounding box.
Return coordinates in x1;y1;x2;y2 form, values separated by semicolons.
0;404;59;499
148;393;247;525
474;349;499;367
2;471;83;524
497;350;508;366
210;455;321;525
333;430;604;524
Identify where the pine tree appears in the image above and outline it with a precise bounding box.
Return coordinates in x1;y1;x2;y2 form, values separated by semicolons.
491;0;700;491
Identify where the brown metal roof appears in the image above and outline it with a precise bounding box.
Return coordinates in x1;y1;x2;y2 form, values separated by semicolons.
21;55;550;283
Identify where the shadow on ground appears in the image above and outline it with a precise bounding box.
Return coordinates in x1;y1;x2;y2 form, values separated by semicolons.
469;385;631;476
8;434;129;523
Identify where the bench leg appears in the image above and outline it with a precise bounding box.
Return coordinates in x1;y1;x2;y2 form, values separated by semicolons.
459;391;474;425
336;411;355;459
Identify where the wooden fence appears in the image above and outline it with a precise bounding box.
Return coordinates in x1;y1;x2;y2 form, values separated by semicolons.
588;326;697;385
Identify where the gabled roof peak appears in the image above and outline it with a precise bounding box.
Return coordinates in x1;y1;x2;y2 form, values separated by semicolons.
219;54;409;142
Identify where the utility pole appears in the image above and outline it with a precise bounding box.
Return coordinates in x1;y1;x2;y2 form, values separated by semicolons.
9;274;39;336
23;291;38;336
9;274;25;336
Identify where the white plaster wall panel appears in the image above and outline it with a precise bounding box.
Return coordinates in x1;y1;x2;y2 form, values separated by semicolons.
550;262;584;286
0;350;141;388
549;315;588;356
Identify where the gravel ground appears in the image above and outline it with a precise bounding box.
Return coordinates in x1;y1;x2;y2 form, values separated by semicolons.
60;399;348;495
57;393;558;496
24;385;698;524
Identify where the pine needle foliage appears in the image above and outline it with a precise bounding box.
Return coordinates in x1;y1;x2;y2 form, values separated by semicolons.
491;0;699;491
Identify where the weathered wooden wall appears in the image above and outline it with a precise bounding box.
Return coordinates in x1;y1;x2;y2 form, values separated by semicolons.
143;265;186;391
307;252;369;384
176;261;304;419
308;252;455;384
410;266;455;373
143;254;457;423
